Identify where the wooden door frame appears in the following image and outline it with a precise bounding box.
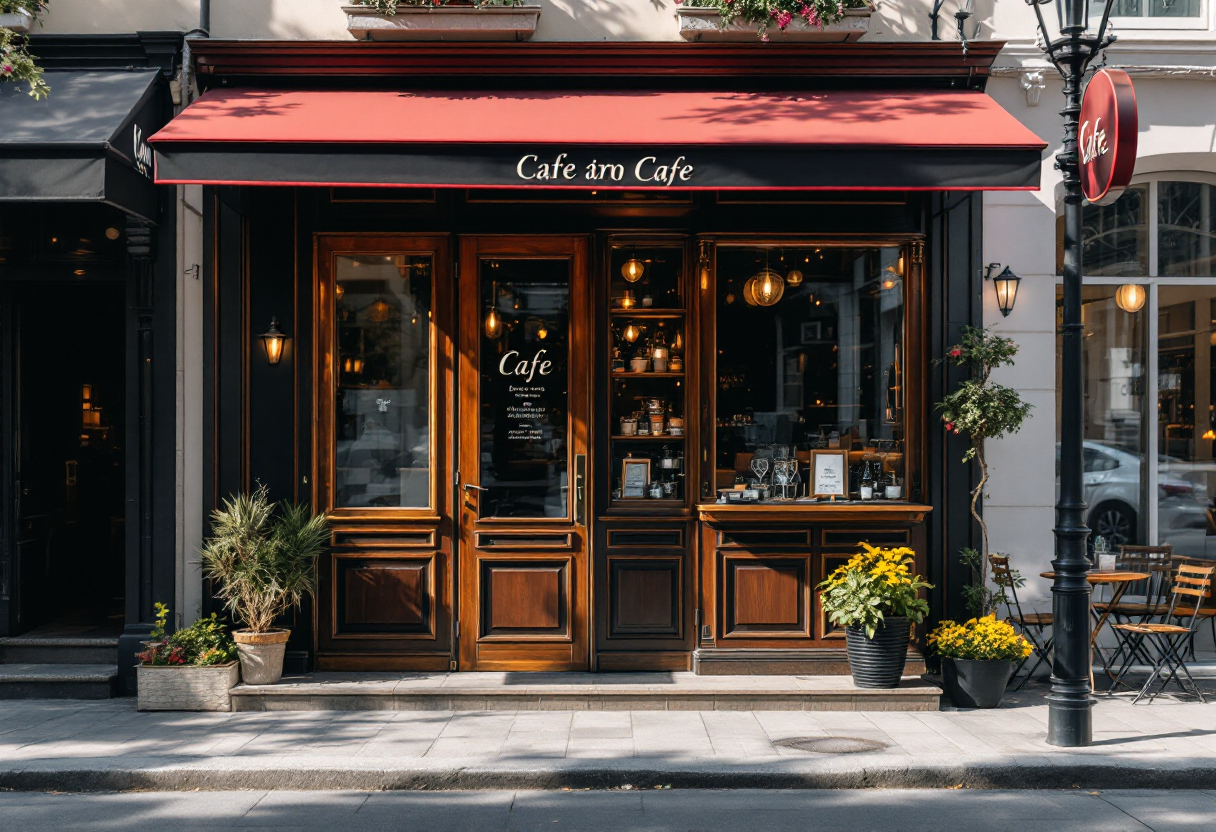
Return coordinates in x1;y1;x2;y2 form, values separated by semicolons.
313;233;456;670
456;235;592;671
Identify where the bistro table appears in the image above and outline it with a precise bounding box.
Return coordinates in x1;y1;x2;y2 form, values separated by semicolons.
1040;570;1152;688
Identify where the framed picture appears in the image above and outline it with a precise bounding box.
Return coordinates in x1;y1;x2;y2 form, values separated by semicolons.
621;458;651;499
810;450;849;499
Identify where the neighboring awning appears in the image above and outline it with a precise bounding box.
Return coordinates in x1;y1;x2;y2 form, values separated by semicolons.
151;89;1046;191
0;70;163;220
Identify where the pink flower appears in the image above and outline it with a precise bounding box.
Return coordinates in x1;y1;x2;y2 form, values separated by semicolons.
2;65;12;75
950;348;962;358
773;10;793;28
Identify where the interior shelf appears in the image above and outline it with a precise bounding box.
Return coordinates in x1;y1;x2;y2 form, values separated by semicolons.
611;434;686;441
612;372;685;379
609;308;686;318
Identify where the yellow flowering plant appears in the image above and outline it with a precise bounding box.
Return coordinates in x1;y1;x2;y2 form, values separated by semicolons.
927;614;1032;662
817;543;932;639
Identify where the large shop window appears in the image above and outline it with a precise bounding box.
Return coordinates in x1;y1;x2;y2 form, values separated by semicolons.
334;254;433;509
715;246;906;500
1056;177;1216;558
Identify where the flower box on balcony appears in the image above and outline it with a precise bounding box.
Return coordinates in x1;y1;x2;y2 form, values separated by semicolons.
676;6;873;43
0;9;35;33
344;4;541;42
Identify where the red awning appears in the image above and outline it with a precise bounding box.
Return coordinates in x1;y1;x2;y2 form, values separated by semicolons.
151;89;1046;191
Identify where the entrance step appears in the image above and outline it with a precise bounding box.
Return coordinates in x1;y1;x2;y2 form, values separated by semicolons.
0;637;120;665
230;672;941;712
0;663;119;699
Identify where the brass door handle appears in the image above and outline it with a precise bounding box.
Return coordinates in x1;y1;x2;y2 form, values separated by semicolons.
463;483;488;493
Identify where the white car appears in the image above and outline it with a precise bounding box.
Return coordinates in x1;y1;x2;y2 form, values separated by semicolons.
1056;441;1209;551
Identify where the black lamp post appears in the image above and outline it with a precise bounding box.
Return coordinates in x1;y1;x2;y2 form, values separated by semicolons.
1028;0;1119;748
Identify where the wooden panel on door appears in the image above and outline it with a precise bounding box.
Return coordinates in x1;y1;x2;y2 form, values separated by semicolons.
457;235;591;671
722;555;811;638
609;557;681;637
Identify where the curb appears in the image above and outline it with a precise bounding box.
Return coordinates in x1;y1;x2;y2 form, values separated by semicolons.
3;759;1215;792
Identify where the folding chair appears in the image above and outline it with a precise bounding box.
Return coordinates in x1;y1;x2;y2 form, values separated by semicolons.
1110;563;1214;704
1172;556;1216;662
990;555;1053;690
1095;546;1174;674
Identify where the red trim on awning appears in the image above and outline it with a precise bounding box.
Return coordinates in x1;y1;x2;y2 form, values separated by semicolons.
150;89;1045;151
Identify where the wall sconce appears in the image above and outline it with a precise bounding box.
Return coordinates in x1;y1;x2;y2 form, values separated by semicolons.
260;317;288;366
1115;283;1146;314
985;263;1021;317
698;242;711;291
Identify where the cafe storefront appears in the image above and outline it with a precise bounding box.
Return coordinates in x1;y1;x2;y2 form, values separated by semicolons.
152;40;1045;674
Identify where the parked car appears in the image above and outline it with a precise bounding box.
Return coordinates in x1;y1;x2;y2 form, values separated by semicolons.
1055;441;1209;549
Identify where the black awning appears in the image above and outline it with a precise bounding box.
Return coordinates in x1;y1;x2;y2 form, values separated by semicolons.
0;70;164;221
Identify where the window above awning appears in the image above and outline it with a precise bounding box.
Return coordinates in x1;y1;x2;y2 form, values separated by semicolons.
0;70;164;220
151;88;1046;191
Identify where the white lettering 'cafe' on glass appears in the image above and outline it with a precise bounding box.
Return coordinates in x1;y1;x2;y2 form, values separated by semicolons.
515;153;694;186
499;349;553;383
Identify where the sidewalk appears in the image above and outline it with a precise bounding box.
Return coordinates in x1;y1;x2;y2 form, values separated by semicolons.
3;678;1216;792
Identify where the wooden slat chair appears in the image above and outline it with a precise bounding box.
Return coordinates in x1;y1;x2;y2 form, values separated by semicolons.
1110;563;1214;704
990;555;1052;690
1171;555;1216;661
1094;546;1175;671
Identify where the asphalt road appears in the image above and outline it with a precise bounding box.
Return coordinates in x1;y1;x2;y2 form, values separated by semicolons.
1;788;1214;831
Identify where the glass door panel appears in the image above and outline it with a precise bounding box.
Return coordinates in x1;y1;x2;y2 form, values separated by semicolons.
478;259;571;519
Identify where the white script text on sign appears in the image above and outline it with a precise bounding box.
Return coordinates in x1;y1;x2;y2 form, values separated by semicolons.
515;154;694;186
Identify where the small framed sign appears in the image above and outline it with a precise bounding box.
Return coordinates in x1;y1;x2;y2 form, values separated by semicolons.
810;450;849;499
621;458;651;499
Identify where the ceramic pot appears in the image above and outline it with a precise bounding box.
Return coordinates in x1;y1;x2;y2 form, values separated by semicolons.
845;616;910;689
942;658;1015;709
232;629;290;685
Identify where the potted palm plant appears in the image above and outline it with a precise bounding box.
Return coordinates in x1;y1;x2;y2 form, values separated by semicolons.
929;615;1033;708
817;543;932;688
200;486;329;685
344;1;541;42
137;603;240;711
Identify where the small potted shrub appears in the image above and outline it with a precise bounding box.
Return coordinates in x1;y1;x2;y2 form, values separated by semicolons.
344;1;541;42
818;543;932;688
137;603;240;711
929;615;1032;708
200;485;329;686
677;0;875;43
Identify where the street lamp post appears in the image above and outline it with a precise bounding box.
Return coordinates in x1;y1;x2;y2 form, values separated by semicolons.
1028;0;1119;747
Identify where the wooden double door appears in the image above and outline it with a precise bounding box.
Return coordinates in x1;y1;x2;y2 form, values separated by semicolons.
317;234;591;671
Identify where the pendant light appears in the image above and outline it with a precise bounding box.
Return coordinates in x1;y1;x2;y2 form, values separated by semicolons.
742;276;759;306
785;268;803;287
1115;283;1146;314
334;283;345;302
621;255;645;283
752;269;784;306
484;282;504;338
622;322;641;343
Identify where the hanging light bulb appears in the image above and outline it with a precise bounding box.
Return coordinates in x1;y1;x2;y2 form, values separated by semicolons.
368;297;392;323
484;307;503;339
742;277;759;306
334;283;345;302
785;269;803;287
1115;283;1146;314
753;268;784;306
622;323;640;343
537;322;549;340
621;257;645;283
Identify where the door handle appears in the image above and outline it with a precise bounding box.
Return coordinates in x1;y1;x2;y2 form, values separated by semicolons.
574;453;586;525
463;483;488;493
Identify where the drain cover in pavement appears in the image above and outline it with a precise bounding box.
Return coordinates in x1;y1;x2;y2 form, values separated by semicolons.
775;736;887;754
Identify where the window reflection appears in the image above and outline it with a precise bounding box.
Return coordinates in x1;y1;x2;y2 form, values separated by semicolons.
1067;185;1149;277
334;254;432;509
1159;181;1216;277
715;246;905;497
1056;286;1147;549
1156;287;1216;558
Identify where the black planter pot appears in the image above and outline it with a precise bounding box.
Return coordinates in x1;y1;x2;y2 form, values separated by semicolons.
845;616;910;689
942;658;1015;708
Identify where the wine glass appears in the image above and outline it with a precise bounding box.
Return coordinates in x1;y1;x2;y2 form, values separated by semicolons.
750;455;770;487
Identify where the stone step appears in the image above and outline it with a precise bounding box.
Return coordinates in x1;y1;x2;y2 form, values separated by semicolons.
0;637;120;665
229;671;941;712
0;664;119;699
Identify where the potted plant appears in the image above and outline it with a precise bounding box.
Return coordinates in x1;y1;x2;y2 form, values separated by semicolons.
929;614;1033;708
676;0;875;43
344;1;541;42
0;1;49;98
936;326;1033;617
200;485;329;685
818;543;932;688
137;603;241;711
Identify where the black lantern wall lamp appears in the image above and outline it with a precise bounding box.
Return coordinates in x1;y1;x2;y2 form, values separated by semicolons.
984;263;1021;317
260;317;288;366
1028;0;1120;749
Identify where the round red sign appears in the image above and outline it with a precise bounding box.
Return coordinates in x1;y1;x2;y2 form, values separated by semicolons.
1079;68;1138;206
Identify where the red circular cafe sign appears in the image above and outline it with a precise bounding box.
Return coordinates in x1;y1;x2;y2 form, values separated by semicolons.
1079;68;1138;206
